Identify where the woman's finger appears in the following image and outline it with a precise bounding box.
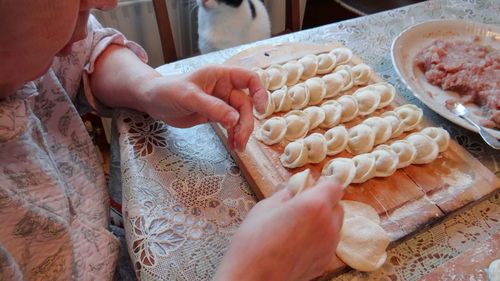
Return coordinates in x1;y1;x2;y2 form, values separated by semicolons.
227;88;254;151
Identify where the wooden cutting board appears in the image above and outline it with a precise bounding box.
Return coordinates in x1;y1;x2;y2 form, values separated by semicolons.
212;42;500;276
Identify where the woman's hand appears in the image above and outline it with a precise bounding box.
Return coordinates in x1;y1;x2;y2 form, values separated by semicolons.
140;65;267;151
213;179;344;281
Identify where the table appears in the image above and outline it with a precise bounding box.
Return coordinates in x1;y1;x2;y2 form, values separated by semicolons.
113;0;500;280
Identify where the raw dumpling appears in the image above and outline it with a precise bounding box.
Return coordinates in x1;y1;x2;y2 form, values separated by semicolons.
316;53;337;74
322;72;344;98
334;65;354;91
283;60;304;86
271;86;292;112
288;83;310;110
304;106;326;130
284;110;310;141
395;104;423;131
364;82;396;108
381;112;405;138
255;117;287;145
347;124;375;155
252;67;270;90
304;133;328;163
287;168;315;195
338;95;359;123
353;88;381;116
351;153;376;183
281;139;308;168
387;140;416;168
336;216;390;272
305;77;327;105
324;125;349;155
329;47;353;65
253;90;275;119
320;100;343;129
352;63;372;85
266;64;288;90
363;117;392;145
406;133;439;164
421;127;450;152
299;54;319;79
371;148;398;177
321;158;356;188
340;200;380;224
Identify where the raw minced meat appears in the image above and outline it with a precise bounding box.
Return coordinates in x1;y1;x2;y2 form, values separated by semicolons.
416;39;500;128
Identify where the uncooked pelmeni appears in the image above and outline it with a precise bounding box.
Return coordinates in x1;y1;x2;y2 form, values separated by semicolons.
352;63;372;85
303;106;326;130
347;124;375;155
371;148;399;177
321;158;356;188
253;90;275;120
304;133;328;163
353;88;381;116
381;112;405;138
351;153;376;183
385;140;416;168
329;47;353;65
316;53;337;74
336;216;390;272
395;104;423;131
363;117;392;145
305;77;327;105
271;86;292;112
319;100;343;129
288;83;310;110
338;95;359;123
421;127;450;152
280;139;309;168
282;60;304;86
406;133;439;164
284;110;310;141
324;125;349;155
255;117;287;145
266;64;288;90
335;65;354;91
287;168;315;196
299;54;319;79
488;259;500;281
340;200;380;224
364;82;396;109
252;67;270;90
322;72;344;98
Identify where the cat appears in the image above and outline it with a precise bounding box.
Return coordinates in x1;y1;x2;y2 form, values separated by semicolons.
197;0;271;54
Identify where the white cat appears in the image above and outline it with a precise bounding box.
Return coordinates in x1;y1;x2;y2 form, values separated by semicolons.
197;0;271;54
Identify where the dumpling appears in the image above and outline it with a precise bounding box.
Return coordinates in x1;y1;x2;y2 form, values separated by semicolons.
363;117;392;145
372;82;396;108
334;65;354;91
352;63;372;85
387;140;416;168
266;64;288;90
406;133;439;164
316;53;337;74
271;86;292;112
305;77;327;105
299;54;319;79
253;90;275;120
351;153;376;183
255;117;287;145
347;124;375;155
381;112;405;138
287;168;315;195
353;88;381;116
252;67;270;90
321;158;356;188
304;133;328;163
329;47;353;65
304;106;326;130
283;60;304;86
324;125;349;155
421;127;450;152
321;72;344;98
284;110;310;141
340;200;380;224
370;149;398;177
281;139;309;168
288;83;310;110
337;95;359;123
395;104;423;131
319;100;342;129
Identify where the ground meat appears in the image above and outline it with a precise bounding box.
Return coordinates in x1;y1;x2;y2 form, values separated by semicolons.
416;39;500;129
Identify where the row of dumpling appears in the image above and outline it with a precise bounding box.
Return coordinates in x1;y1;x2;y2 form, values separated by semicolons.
254;63;373;120
255;82;397;145
253;47;355;91
279;105;423;168
321;127;450;188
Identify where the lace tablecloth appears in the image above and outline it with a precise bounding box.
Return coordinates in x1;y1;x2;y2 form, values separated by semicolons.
114;0;500;280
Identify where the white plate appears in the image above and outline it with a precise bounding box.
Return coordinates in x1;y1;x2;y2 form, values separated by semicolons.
391;19;500;139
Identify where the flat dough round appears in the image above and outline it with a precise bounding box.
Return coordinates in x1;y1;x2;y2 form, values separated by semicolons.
339;200;380;225
488;259;500;281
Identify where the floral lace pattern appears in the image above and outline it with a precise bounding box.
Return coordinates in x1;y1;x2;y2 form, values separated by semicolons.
117;0;500;280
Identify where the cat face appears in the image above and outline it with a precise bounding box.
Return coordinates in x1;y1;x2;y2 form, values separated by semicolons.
198;0;244;9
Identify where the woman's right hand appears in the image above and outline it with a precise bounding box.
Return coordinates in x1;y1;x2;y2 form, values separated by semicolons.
213;179;344;281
